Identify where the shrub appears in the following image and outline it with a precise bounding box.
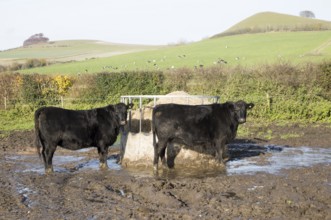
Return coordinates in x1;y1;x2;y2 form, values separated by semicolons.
0;73;22;109
0;65;7;72
23;59;47;69
20;74;42;104
53;75;73;96
82;71;165;104
9;62;23;71
19;74;62;107
164;68;192;92
316;61;331;100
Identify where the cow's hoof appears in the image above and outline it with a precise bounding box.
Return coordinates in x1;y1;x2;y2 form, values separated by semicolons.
116;157;122;164
223;157;230;163
153;165;159;175
99;162;109;169
45;167;53;175
162;163;169;170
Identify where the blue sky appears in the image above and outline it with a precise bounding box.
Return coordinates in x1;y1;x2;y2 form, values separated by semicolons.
1;0;330;50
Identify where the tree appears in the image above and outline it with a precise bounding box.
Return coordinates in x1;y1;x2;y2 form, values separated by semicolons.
299;11;315;18
23;33;49;46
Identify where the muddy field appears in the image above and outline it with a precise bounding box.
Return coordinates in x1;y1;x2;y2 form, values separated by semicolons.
0;123;330;219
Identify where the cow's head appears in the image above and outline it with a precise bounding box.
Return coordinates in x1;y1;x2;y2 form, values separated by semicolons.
114;102;134;125
228;100;254;124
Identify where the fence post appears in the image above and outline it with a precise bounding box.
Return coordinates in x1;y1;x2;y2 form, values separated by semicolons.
4;97;7;110
266;93;272;112
61;96;64;108
139;97;142;133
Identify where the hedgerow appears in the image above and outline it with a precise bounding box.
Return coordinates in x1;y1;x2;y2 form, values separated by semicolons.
0;61;330;130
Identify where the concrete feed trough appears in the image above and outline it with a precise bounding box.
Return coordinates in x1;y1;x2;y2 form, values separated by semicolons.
120;91;220;168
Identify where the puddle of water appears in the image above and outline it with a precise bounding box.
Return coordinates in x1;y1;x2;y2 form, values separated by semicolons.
76;148;94;153
16;183;36;208
74;158;121;171
227;146;331;175
7;145;331;178
126;145;331;178
6;155;121;174
8;155;86;174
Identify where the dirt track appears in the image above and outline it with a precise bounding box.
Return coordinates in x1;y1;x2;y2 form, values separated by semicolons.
0;123;330;219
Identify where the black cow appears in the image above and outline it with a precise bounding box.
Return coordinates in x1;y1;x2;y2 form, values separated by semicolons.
152;100;254;171
34;103;133;174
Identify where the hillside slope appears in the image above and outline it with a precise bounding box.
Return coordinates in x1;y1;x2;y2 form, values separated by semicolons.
213;12;331;37
20;31;331;75
0;40;162;65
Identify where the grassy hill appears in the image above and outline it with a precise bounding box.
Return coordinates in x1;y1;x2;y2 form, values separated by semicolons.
2;12;331;74
213;12;331;37
18;30;331;75
0;40;161;65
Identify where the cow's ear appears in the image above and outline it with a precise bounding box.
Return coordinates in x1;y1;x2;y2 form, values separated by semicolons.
127;103;134;109
247;103;254;109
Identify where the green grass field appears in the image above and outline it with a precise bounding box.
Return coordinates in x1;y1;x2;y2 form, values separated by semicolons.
0;40;161;65
16;31;331;75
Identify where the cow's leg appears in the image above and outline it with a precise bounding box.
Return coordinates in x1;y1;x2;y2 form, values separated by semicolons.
159;140;169;170
215;139;226;164
222;144;230;162
153;143;159;173
168;144;182;169
160;146;167;168
97;146;109;169
42;143;56;174
153;139;167;173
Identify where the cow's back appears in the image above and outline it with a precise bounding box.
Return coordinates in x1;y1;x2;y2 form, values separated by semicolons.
39;107;95;132
36;107;99;149
153;104;216;143
153;103;236;143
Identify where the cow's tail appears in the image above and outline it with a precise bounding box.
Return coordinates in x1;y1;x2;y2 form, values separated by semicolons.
34;108;44;159
151;109;158;150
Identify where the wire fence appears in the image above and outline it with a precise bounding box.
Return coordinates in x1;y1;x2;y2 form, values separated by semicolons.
0;94;326;109
1;93;330;120
0;96;109;110
121;94;220;133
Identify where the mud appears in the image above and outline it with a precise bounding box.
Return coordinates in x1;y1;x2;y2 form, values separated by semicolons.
0;123;330;219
